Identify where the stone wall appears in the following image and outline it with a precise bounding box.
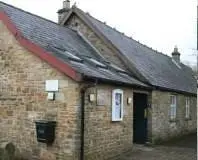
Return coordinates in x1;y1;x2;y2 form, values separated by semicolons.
84;85;133;160
151;90;197;143
65;15;127;70
0;21;81;159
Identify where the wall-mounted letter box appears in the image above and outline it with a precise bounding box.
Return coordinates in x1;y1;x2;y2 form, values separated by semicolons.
35;120;56;144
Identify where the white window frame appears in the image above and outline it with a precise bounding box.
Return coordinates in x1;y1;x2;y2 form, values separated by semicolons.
185;97;190;119
112;89;124;121
170;95;177;120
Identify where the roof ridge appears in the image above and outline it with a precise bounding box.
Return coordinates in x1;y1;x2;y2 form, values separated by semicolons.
75;7;170;58
0;1;58;25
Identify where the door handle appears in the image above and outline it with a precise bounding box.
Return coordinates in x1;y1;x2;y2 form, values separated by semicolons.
144;109;148;119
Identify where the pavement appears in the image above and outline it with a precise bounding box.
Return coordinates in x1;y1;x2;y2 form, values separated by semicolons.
117;133;197;160
162;132;197;149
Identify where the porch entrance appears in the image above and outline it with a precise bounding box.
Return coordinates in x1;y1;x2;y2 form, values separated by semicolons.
133;93;148;144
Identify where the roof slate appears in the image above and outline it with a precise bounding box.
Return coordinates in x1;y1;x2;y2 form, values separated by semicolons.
71;7;197;94
0;2;148;88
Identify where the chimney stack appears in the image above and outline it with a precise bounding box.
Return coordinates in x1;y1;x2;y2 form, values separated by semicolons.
63;0;70;9
57;0;71;24
172;46;180;63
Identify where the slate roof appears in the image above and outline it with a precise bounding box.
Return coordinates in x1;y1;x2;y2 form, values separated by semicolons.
67;7;197;95
0;2;149;88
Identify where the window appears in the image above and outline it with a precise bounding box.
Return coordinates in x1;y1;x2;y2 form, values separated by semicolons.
110;63;126;73
50;46;82;62
65;51;81;60
112;89;124;121
170;95;177;120
185;97;190;119
87;58;107;68
64;51;83;62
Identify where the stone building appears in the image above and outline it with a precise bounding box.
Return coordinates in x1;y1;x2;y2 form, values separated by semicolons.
0;1;196;160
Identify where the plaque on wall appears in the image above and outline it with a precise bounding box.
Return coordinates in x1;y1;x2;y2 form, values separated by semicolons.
96;89;109;106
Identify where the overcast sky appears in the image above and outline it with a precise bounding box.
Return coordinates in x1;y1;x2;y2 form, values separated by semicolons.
2;0;197;66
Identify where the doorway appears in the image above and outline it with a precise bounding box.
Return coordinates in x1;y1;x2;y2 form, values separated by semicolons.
133;93;148;144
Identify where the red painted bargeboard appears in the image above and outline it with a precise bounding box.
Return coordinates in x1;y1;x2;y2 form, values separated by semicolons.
0;11;81;81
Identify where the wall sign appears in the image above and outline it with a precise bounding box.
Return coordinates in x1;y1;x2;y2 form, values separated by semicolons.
97;89;109;106
45;80;59;92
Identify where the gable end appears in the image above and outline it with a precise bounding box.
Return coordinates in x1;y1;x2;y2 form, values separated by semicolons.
0;11;82;82
63;8;150;84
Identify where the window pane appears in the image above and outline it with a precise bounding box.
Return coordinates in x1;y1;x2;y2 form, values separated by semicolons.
174;107;176;118
170;95;176;105
170;106;174;116
170;105;176;119
186;105;189;118
186;98;188;105
185;97;190;118
186;107;188;118
170;96;173;104
173;96;176;105
170;108;174;119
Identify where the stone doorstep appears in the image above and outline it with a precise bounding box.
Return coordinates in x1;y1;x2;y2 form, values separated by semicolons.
132;144;154;152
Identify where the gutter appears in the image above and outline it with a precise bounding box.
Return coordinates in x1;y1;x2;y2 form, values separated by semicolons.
154;86;197;97
83;76;152;91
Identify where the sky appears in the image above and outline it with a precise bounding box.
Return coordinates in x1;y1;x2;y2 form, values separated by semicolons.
1;0;197;66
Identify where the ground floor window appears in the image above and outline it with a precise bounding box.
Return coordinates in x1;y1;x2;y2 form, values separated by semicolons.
170;95;177;120
185;97;190;119
112;89;123;121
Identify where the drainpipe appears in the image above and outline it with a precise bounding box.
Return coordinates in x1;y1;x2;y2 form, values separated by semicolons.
80;81;97;160
80;89;85;160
